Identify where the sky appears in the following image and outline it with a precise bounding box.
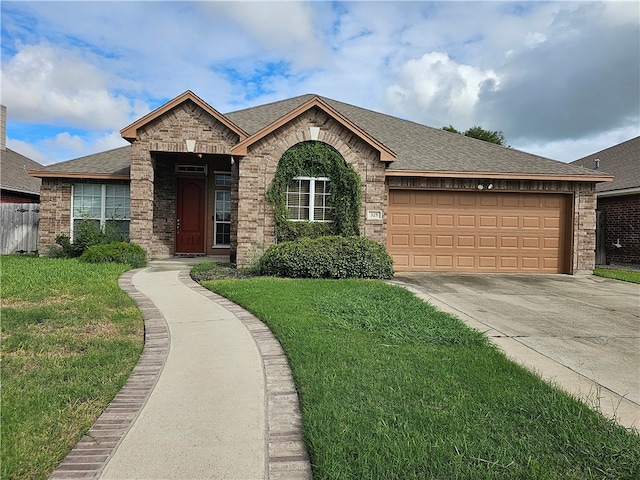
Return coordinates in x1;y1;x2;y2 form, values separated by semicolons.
1;0;638;166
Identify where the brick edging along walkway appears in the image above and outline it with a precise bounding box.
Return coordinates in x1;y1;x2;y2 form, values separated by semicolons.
49;269;170;479
178;271;312;480
49;268;311;480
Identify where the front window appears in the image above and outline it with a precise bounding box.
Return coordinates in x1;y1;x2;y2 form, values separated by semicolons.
72;183;130;239
286;177;333;222
214;172;231;246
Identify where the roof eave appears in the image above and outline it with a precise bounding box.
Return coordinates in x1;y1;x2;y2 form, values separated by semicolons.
230;96;396;162
29;171;130;180
385;170;614;183
120;90;249;142
597;186;640;197
0;186;40;196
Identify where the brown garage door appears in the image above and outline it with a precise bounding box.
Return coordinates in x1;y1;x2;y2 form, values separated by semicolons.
388;190;570;273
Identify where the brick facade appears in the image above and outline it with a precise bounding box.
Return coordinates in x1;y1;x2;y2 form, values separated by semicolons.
36;97;600;274
234;107;387;265
598;194;640;265
129;100;240;258
38;179;72;248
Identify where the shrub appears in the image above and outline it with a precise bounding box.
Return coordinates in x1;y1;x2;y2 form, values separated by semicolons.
79;242;147;268
54;220;128;257
258;236;394;279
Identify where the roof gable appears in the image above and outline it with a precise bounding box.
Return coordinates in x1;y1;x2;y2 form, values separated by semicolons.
229;96;396;162
120;90;248;142
571;136;640;193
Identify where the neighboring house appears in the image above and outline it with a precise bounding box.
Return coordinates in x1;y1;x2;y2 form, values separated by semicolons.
571;137;640;266
0;105;42;203
30;90;611;274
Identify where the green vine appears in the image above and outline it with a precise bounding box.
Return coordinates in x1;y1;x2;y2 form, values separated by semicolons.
267;141;362;242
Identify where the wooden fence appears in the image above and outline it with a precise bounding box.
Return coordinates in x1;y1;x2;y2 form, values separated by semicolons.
0;203;40;255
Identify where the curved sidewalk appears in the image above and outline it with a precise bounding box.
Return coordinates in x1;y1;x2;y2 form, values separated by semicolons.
49;261;311;480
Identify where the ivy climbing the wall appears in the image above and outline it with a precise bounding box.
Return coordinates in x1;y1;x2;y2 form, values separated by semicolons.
267;141;362;242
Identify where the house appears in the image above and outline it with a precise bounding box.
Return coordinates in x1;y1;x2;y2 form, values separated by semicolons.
30;90;611;273
1;105;42;203
571;137;640;266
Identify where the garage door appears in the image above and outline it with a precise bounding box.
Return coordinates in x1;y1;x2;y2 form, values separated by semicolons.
388;190;569;273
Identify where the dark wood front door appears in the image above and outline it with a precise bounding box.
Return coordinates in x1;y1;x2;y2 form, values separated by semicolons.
176;178;205;254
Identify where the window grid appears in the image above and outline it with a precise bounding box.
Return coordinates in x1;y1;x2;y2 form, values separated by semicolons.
72;184;130;240
214;190;231;246
286;177;332;222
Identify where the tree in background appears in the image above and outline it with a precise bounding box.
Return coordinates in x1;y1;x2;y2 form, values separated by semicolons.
442;125;507;146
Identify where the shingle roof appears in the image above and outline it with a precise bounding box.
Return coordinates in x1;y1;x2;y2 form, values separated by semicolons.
31;93;608;181
30;146;131;178
1;148;42;195
227;94;601;177
570;136;640;193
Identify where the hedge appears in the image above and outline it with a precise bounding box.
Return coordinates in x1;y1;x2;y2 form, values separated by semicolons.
258;236;393;279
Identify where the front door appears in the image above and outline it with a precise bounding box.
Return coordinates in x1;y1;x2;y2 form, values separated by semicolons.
176;178;205;254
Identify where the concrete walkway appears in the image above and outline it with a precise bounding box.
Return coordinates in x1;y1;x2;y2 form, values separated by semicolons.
49;260;311;480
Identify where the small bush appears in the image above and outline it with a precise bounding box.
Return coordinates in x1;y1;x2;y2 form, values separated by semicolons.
54;220;128;257
258;236;394;279
79;242;147;268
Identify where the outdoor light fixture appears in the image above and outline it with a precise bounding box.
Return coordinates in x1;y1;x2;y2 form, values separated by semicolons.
309;126;320;141
477;181;494;190
185;139;196;152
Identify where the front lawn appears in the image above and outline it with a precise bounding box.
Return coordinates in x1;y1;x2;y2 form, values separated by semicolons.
0;256;144;480
594;267;640;284
203;277;640;480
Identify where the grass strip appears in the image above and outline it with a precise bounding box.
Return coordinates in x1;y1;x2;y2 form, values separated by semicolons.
1;256;144;480
594;268;640;284
203;277;640;480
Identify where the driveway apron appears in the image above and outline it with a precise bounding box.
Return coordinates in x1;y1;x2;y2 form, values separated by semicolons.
99;265;266;479
393;273;640;431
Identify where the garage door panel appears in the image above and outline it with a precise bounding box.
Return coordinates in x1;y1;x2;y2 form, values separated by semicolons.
457;236;475;247
436;214;454;226
414;255;431;267
415;214;432;226
435;235;453;247
390;213;410;226
388;190;568;273
414;234;431;246
390;234;410;247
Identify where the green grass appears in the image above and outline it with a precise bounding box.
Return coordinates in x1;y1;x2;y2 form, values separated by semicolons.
594;268;640;284
1;256;144;480
203;277;640;480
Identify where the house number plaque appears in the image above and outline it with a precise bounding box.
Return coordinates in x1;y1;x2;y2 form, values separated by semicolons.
367;210;383;220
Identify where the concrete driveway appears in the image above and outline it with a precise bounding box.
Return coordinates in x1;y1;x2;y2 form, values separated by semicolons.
392;273;640;430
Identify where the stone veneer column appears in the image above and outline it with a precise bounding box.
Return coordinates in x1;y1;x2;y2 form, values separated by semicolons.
129;142;154;258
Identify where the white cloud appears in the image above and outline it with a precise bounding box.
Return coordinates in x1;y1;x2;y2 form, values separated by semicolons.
1;43;150;129
384;52;500;128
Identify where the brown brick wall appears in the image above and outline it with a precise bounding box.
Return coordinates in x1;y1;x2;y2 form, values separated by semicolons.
37;178;130;252
235;107;387;266
38;179;72;249
386;177;598;273
598;194;640;265
1;190;39;203
130;100;240;258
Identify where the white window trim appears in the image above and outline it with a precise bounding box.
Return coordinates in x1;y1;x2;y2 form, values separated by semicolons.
213;189;231;247
71;184;130;240
286;176;332;223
